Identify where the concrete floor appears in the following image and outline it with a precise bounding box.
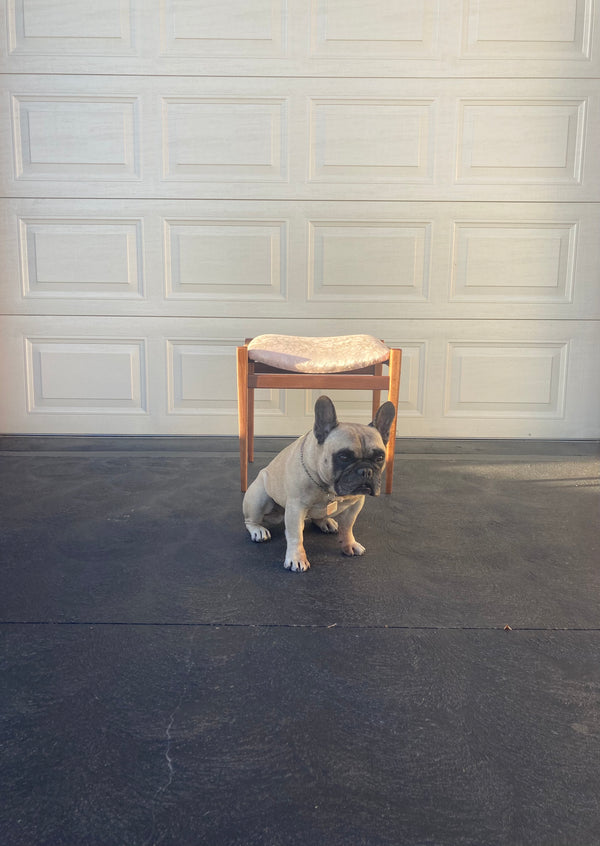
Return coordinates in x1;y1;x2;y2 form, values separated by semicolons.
1;436;599;846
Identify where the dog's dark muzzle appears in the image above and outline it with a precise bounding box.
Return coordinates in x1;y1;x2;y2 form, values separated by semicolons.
335;463;382;497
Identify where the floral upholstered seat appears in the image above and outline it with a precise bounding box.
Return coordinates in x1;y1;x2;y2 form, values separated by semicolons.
247;334;390;374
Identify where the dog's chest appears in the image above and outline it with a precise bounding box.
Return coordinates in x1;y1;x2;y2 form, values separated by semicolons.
307;495;359;520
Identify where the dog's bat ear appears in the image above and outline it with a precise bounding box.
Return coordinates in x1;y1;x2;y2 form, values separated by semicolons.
314;395;338;444
370;401;396;445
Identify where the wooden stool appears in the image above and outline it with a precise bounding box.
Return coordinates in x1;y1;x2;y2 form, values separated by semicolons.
236;334;402;494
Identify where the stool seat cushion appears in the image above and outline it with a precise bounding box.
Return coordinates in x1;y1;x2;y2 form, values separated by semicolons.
247;334;389;374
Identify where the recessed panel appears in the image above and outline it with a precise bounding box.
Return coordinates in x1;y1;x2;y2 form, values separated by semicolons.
307;343;425;418
310;100;434;183
20;219;143;298
165;220;286;300
462;0;592;59
167;342;284;415
310;0;438;58
13;96;140;180
8;0;135;55
451;222;576;302
309;222;430;302
26;339;146;413
446;342;568;417
162;98;287;181
457;100;586;184
160;0;286;57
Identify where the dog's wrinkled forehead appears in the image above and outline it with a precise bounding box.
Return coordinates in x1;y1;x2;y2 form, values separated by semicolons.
324;422;384;455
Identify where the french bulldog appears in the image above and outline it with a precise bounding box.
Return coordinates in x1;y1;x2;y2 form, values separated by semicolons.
243;395;396;572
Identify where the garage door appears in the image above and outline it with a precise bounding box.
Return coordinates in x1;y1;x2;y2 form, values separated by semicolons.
1;1;599;438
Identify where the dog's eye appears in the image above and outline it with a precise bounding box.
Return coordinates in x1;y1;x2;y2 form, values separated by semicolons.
373;452;385;463
337;452;352;463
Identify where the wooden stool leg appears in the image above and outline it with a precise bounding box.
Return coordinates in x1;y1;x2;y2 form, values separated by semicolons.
384;348;402;495
372;363;382;418
248;386;255;463
236;346;249;492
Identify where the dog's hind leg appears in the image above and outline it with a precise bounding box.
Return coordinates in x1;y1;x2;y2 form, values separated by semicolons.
243;471;276;542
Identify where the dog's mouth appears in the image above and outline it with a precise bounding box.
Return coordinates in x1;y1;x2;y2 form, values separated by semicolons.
335;480;379;497
353;483;376;496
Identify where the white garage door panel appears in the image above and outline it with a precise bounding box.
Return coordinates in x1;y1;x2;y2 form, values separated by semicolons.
308;220;430;304
310;0;438;59
307;342;427;421
166;341;285;420
165;219;286;303
2;199;599;321
2;0;598;78
462;0;593;60
445;343;568;418
25;339;146;414
17;217;144;299
5;0;136;56
451;222;578;304
457;99;586;184
2;76;599;201
1;317;598;437
12;95;140;182
160;0;287;59
309;98;434;184
162;96;288;183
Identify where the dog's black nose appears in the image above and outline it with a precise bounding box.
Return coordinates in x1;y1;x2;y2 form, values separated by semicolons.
358;466;374;480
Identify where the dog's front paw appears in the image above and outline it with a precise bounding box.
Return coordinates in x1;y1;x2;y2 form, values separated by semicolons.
246;523;271;543
313;517;339;534
284;554;310;573
340;540;366;557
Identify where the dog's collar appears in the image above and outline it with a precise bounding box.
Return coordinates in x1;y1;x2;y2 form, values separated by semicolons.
300;434;336;500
